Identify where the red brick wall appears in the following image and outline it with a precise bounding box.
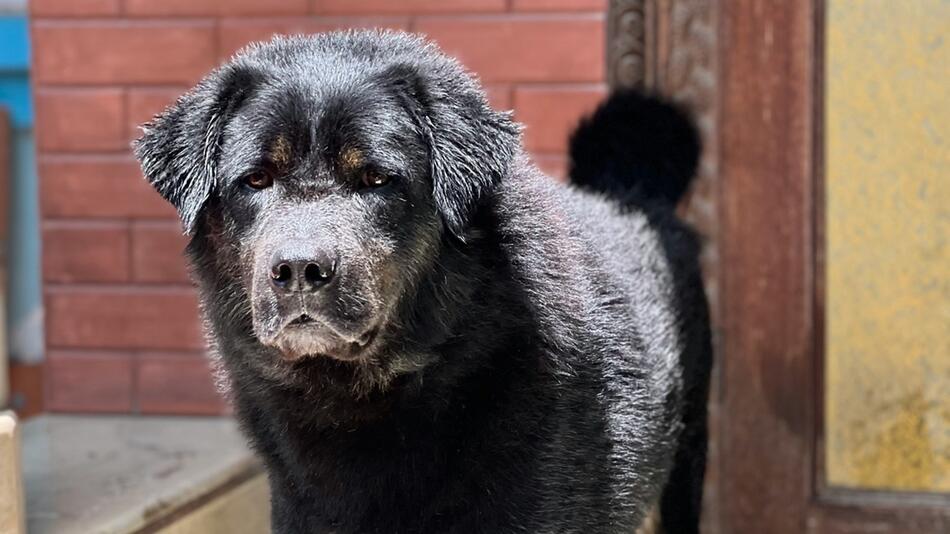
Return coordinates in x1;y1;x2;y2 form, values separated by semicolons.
31;0;607;415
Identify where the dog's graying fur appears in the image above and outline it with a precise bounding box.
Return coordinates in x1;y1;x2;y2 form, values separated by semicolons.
134;30;712;534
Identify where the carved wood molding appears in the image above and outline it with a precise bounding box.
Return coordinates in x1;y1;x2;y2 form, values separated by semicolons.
608;0;716;104
607;0;655;89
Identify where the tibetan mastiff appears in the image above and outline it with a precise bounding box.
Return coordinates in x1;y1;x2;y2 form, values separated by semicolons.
134;30;711;534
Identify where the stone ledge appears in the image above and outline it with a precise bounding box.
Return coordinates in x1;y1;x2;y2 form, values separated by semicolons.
21;415;268;534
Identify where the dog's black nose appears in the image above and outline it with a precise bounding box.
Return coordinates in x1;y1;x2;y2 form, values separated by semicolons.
270;251;336;292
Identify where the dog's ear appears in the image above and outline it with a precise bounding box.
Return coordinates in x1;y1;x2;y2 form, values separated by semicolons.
133;65;261;234
382;62;520;240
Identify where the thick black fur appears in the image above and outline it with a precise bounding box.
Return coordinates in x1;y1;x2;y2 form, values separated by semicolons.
134;30;712;534
570;90;701;207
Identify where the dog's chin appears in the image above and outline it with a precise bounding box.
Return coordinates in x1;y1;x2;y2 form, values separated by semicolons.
265;316;380;363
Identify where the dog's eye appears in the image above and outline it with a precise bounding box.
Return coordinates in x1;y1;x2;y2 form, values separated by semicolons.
242;172;274;191
360;169;391;189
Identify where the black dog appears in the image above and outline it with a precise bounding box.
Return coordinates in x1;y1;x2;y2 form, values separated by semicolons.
134;30;711;534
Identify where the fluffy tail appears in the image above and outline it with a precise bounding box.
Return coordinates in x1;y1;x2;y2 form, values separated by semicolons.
568;90;701;206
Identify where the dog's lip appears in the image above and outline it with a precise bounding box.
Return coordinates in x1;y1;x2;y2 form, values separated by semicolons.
283;313;375;344
277;315;381;362
286;313;316;327
354;326;378;348
328;325;380;361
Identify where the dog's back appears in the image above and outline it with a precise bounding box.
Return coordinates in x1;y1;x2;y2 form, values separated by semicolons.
565;91;712;533
490;91;711;532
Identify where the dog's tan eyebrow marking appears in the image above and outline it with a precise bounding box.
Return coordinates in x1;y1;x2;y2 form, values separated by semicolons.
270;135;292;168
339;146;364;172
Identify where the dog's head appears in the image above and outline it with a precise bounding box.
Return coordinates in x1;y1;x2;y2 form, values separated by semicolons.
135;32;519;366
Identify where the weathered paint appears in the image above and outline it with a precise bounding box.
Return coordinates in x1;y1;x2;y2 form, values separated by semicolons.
825;0;950;491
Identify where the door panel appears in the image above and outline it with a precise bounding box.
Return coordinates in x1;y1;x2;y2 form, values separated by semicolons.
823;0;950;495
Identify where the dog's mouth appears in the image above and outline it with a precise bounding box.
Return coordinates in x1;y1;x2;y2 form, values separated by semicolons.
273;313;381;363
286;313;316;327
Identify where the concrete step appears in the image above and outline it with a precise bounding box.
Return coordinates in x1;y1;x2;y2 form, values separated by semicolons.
20;414;269;534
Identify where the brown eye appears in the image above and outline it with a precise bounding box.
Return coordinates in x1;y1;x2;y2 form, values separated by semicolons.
243;172;274;191
361;169;391;189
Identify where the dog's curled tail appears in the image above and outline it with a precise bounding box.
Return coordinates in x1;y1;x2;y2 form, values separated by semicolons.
568;90;701;207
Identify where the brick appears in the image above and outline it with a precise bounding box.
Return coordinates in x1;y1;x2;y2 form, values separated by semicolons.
47;289;203;350
132;222;191;283
36;89;125;152
514;85;606;152
512;0;605;11
31;0;120;17
138;353;226;415
33;22;216;85
127;88;185;142
47;352;133;413
533;153;568;182
125;0;308;16
219;17;410;58
318;0;506;15
415;15;605;82
40;158;176;219
484;84;512;111
43;223;131;283
9;362;45;418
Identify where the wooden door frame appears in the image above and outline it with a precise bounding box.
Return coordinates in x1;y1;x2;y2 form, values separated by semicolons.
609;1;950;531
716;0;818;530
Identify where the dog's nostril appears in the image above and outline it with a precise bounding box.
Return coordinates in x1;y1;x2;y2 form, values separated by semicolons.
270;254;335;292
271;263;293;285
304;262;329;283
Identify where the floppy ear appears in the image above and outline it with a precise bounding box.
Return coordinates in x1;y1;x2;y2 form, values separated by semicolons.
384;63;520;240
133;65;261;234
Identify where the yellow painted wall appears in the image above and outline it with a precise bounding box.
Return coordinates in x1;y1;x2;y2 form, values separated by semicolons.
825;0;950;492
